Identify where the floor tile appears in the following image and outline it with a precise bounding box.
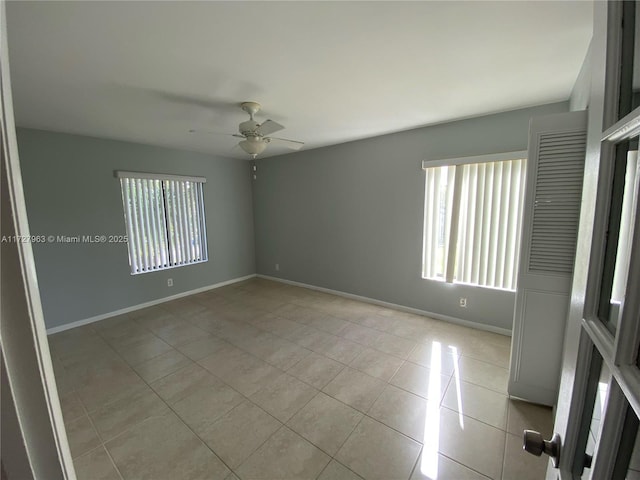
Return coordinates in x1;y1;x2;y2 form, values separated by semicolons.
55;335;117;365
173;381;244;434
322;367;386;413
459;337;511;368
458;356;509;394
150;363;224;405
288;327;335;351
63;350;129;387
438;407;506;479
408;341;460;377
217;355;282;397
66;414;101;458
153;322;208;347
198;400;281;469
89;386;168;441
98;321;151;346
410;453;490;479
250;373;318;422
50;326;100;353
368;385;428;442
442;379;509;430
389;361;451;400
105;412;229;480
134;309;181;332
287;392;363;456
59;391;86;423
114;336;174;366
240;333;311;370
336;417;421;480
163;298;207;318
237;426;330;480
354;313;398;332
175;335;231;361
216;321;264;345
506;399;553;438
309;315;350;336
73;446;122;480
74;364;147;413
132;349;192;383
371;332;416;359
189;313;235;336
315;336;364;365
196;343;247;378
386;321;433;343
287;352;345;389
317;460;363;480
349;348;404;381
262;341;311;370
50;279;526;480
252;315;304;337
340;323;381;347
502;432;549;480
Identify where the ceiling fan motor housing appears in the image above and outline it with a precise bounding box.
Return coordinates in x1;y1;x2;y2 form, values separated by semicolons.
239;119;260;136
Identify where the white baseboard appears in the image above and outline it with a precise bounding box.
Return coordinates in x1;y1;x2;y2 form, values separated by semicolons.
46;274;257;335
258;274;512;337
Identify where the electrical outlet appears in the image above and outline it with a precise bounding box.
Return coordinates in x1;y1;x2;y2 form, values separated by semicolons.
167;278;173;287
459;297;467;308
275;263;280;271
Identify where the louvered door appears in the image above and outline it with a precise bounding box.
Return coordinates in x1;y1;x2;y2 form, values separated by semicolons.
508;111;588;405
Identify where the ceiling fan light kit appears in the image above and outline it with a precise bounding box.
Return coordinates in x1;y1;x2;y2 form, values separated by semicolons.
239;136;268;158
190;100;304;159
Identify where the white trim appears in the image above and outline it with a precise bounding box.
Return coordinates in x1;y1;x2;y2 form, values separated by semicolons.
258;274;512;337
422;150;527;169
114;170;207;183
46;274;256;335
602;105;640;142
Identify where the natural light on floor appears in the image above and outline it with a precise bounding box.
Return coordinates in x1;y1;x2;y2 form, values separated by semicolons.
420;341;463;479
450;346;464;429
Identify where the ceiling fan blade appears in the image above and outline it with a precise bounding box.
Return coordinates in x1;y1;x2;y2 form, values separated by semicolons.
268;137;304;150
257;119;284;136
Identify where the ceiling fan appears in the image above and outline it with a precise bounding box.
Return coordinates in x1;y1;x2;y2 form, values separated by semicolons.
190;101;304;159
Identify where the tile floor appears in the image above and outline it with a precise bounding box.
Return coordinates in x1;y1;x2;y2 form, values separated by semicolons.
49;278;553;480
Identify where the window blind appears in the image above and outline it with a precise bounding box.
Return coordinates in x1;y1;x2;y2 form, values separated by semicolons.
422;158;526;291
118;173;208;275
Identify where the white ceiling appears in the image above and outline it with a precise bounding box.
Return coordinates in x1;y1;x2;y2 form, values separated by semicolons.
6;1;593;159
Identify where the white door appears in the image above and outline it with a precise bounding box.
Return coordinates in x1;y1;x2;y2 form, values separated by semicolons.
534;1;640;479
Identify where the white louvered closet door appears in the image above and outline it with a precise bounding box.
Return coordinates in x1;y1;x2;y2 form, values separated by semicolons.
509;110;588;406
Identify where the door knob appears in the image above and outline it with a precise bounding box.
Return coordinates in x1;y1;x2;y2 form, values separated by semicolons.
523;430;561;468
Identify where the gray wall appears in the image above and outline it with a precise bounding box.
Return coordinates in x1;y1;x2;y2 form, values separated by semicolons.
570;40;592;111
17;128;255;329
253;102;569;332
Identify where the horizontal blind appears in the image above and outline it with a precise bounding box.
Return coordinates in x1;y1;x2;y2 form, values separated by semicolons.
528;132;587;274
454;159;526;290
119;175;207;275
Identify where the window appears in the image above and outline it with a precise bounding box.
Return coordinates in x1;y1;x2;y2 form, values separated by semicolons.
116;171;208;274
422;154;527;290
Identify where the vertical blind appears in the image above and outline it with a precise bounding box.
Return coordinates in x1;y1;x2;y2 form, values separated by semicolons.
422;158;526;291
117;172;208;275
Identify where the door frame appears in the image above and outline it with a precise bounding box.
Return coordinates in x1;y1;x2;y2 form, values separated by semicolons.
0;1;75;478
549;1;640;478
